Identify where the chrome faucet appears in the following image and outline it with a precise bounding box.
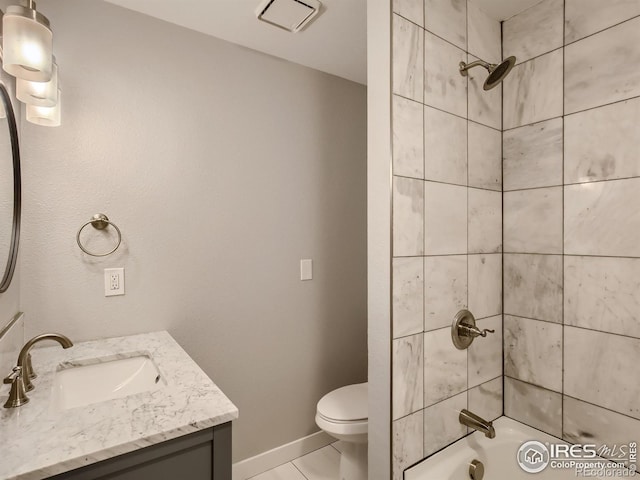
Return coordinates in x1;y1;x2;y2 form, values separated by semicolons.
3;333;73;408
459;409;496;439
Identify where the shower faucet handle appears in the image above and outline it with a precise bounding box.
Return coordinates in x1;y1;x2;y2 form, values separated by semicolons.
459;325;495;338
451;310;495;350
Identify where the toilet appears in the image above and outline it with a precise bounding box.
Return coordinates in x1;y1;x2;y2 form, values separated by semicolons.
315;382;367;480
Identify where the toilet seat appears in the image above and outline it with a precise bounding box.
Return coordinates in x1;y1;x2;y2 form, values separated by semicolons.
316;412;365;424
315;382;368;437
316;412;368;436
316;382;367;422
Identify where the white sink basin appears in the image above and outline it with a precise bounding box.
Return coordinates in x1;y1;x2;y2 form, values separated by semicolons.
53;355;163;410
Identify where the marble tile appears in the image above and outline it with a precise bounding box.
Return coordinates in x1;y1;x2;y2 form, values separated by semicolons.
468;188;502;254
504;254;563;323
468;254;502;320
565;0;640;44
504;377;563;438
564;256;640;339
504;315;562;392
565;17;640;114
563;396;640;466
424;0;466;50
424;182;467;255
250;462;306;480
565;327;640;419
292;446;340;480
393;334;424;420
393;257;424;338
424;392;467;457
503;0;564;64
503;118;563;191
393;176;424;257
503;49;563;130
393;410;423;480
504;187;563;254
424;255;467;331
469;315;503;387
468;377;502;421
467;1;501;64
424;106;467;184
393;14;424;102
564;178;640;257
468;55;502;130
565;97;640;184
424;32;467;118
468;122;501;191
393;0;423;27
424;327;467;406
393;95;424;179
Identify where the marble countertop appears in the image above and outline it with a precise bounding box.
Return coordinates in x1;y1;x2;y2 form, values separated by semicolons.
0;331;238;480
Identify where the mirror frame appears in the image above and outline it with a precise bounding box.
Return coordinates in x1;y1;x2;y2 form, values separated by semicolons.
0;83;21;293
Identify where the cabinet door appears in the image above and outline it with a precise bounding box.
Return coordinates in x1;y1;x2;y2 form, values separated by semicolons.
50;424;232;480
100;443;212;480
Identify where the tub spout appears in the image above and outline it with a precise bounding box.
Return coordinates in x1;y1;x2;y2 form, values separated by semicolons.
459;409;496;439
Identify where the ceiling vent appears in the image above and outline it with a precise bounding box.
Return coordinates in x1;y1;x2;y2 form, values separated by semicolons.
256;0;322;33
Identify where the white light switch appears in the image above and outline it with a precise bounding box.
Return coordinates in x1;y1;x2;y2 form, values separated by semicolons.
104;268;125;296
300;259;313;281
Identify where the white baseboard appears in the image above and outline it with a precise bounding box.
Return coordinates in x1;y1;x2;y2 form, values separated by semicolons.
232;430;335;480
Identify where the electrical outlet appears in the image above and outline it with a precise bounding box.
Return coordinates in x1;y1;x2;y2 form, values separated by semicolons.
110;272;119;290
104;268;125;297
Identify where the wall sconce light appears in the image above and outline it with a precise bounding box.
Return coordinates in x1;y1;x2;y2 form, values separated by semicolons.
0;1;61;126
26;89;60;126
2;0;53;82
17;55;57;106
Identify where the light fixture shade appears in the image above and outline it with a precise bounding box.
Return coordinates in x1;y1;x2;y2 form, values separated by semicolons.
2;5;53;82
26;89;61;126
17;58;58;106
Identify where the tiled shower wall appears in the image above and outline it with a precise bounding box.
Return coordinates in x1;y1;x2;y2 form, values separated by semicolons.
502;0;640;452
390;0;503;477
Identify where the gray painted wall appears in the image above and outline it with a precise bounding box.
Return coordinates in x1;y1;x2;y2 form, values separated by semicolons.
18;0;367;462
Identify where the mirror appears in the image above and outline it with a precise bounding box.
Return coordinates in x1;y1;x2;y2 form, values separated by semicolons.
0;82;21;293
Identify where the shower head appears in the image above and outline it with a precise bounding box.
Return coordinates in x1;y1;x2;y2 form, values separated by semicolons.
459;56;517;90
484;56;516;90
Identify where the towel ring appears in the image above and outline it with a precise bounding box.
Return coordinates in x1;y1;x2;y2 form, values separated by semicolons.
76;214;122;257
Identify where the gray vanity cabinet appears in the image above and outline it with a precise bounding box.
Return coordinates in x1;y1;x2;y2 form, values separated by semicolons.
49;423;231;480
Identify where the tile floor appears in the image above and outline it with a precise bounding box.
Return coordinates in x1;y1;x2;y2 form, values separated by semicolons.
248;442;345;480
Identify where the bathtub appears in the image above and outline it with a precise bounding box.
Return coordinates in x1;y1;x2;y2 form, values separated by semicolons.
405;417;618;480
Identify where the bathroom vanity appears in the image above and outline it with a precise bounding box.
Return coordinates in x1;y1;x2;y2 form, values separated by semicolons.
49;424;231;480
0;331;238;480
